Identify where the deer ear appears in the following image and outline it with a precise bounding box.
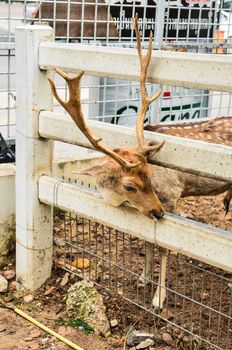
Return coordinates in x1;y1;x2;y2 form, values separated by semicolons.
73;164;104;177
143;140;163;159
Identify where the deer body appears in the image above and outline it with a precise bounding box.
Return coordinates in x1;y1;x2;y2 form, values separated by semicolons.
146;116;232;213
142;118;232;309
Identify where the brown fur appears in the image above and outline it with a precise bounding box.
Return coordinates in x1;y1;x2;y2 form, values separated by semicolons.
145;116;232;213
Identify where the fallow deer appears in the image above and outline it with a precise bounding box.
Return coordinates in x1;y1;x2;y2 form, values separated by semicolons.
48;15;232;311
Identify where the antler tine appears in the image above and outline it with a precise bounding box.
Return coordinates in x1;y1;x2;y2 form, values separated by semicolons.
48;68;140;170
133;14;164;156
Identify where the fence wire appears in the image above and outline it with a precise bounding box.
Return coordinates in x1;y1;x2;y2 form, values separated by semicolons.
1;0;232;140
54;211;232;350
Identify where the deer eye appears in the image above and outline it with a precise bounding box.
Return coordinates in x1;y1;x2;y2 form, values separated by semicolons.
123;184;137;192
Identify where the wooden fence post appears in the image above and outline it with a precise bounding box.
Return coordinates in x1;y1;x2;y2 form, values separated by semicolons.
15;25;53;290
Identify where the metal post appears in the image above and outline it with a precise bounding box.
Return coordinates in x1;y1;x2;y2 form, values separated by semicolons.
15;25;53;290
151;0;166;124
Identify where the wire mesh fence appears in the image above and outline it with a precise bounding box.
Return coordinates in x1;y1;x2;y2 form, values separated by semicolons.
54;211;232;350
1;0;232;141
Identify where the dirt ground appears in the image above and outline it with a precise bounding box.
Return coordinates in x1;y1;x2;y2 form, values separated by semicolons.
0;193;231;350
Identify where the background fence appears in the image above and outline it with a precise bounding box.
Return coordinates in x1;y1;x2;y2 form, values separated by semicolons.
1;0;232;143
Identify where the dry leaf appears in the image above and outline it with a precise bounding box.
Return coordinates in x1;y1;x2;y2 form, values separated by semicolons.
60;272;70;287
44;286;55;296
72;258;90;269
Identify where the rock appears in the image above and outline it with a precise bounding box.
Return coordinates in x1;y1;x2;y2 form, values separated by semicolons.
66;280;111;337
162;332;173;345
160;308;174;320
3;295;14;302
24;294;34;303
58;326;73;336
0;324;6;332
40;337;51;345
29;342;40;349
54;236;64;247
136;339;155;349
30;330;42;338
24;337;33;342
0;212;15;267
10;281;17;289
0;275;8;292
126;330;155;347
110;319;118;327
60;272;69;287
2;269;15;280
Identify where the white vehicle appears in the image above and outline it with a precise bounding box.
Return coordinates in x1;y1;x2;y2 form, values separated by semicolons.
24;1;40;22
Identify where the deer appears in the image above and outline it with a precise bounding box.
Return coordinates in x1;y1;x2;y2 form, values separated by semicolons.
48;15;232;311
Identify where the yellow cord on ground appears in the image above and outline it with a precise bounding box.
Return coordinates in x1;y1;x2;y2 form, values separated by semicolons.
14;307;85;350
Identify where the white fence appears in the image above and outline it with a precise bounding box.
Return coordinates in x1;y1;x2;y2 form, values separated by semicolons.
15;24;232;291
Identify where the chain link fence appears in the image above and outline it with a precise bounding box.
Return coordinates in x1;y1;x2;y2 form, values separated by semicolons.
1;0;232;141
54;212;232;350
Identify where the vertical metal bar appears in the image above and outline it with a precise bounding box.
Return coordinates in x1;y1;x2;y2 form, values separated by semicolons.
81;216;85;278
154;0;165;49
115;230;118;292
101;224;105;282
108;227;111;288
94;222;98;281
216;278;224;347
75;214;79;274
122;231;125;295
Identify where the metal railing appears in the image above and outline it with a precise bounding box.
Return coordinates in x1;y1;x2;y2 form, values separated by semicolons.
56;212;232;350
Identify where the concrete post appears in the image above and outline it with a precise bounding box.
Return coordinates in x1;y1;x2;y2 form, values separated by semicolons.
15;25;53;290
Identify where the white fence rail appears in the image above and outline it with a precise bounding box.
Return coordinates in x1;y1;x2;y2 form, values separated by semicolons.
40;111;232;182
15;24;232;290
39;42;232;92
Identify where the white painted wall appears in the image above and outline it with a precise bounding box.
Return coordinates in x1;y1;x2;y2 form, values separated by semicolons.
0;164;15;266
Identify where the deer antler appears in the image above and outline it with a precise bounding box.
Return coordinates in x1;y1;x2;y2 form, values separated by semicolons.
48;67;140;170
133;14;164;156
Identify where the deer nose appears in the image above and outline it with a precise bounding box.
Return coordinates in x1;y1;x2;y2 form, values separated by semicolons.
150;210;165;220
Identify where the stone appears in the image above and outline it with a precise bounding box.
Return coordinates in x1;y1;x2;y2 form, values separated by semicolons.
54;237;64;247
126;330;155;347
0;211;15;268
30;330;42;338
136;339;155;349
160;308;174;320
0;275;8;292
29;342;40;349
66;280;111;337
23;294;34;303
58;326;73;336
10;281;17;289
110;319;118;327
41;337;51;345
3;269;15;280
162;332;173;345
24;337;33;342
3;270;15;281
0;324;6;332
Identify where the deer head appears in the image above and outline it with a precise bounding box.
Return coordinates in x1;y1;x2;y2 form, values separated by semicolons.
48;15;165;219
